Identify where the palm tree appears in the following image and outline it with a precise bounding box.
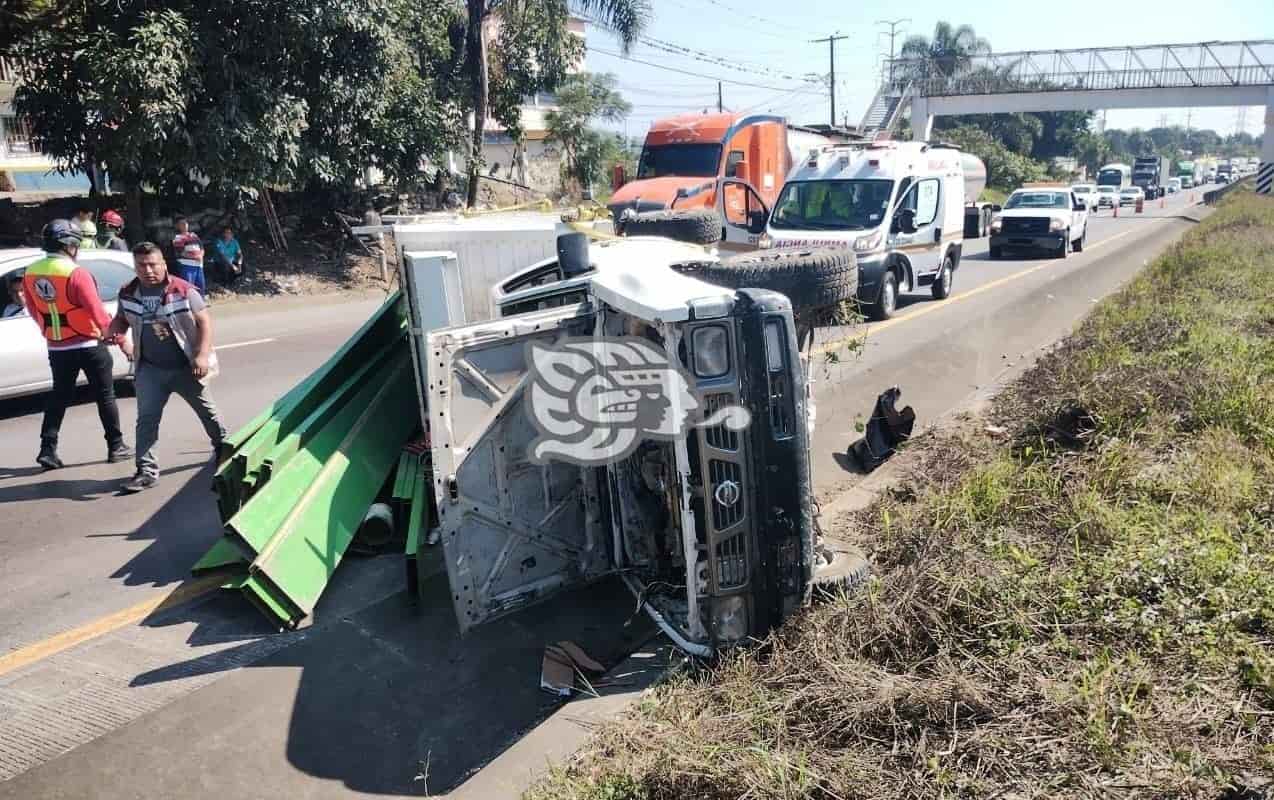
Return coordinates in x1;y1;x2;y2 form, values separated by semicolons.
898;21;991;81
463;0;650;207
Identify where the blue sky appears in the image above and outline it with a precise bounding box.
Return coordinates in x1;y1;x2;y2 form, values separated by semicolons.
582;0;1273;140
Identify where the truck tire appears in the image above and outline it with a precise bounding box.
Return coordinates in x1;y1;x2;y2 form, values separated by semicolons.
931;254;954;300
989;245;1002;259
697;247;857;312
621;209;722;245
867;271;898;321
1058;231;1069;259
1073;227;1085;252
812;544;870;597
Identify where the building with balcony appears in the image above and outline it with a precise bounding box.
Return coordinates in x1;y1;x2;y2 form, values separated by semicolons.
1;57;97;194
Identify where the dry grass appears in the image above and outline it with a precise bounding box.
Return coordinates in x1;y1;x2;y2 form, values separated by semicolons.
527;191;1274;800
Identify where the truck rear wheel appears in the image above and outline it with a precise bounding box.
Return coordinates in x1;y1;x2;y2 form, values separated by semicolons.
697;247;858;312
621;209;722;245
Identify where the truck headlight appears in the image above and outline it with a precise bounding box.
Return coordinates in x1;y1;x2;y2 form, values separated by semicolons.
692;324;730;378
1049;218;1065;232
757;233;773;249
713;595;748;642
853;231;882;252
989;219;1002;233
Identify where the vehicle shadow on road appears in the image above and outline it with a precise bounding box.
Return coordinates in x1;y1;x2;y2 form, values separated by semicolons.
125;562;656;797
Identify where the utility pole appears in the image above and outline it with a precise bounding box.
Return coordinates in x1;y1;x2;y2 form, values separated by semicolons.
876;18;910;84
717;81;723;113
811;33;847;127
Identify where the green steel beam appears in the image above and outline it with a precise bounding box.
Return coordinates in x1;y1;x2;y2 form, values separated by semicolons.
192;537;250;574
243;356;418;627
224;352;409;560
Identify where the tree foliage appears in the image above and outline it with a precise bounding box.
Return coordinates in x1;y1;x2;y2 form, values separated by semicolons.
9;0;466;204
899;22;990;78
544;72;630;196
940;125;1047;190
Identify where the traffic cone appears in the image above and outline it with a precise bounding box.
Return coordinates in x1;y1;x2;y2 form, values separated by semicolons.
1159;194;1165;209
1113;203;1118;217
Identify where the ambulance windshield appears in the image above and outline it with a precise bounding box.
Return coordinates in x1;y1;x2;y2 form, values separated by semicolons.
769;179;894;231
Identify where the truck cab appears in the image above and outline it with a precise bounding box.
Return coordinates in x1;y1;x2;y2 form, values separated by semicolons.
989;185;1088;259
762;140;981;321
423;234;839;656
608;113;837;250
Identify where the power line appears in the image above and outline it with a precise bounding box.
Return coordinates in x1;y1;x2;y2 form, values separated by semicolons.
589;46;824;93
634;35;802;81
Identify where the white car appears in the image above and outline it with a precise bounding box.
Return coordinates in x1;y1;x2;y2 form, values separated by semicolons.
1167;178;1181;194
1119;186;1145;206
988;185;1088;259
1070;184;1099;212
0;248;135;400
1096;185;1118;208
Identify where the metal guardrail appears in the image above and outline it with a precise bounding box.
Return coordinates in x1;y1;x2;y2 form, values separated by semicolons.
1203;175;1253;206
886;40;1274;98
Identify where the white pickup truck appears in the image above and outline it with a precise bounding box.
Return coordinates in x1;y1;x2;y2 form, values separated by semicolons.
988;185;1089;259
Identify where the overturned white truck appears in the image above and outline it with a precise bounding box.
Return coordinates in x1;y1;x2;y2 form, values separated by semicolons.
397;224;862;655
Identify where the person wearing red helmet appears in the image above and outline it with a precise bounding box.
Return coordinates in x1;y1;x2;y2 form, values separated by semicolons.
98;209;129;252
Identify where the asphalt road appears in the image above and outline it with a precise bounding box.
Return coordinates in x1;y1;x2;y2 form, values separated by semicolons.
0;186;1214;797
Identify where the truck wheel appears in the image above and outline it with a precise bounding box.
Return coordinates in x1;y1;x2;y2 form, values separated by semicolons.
621;208;722;245
699;247;857;312
868;271;898;321
931;255;954;300
812;543;870;597
989;245;1002;259
1073;228;1085;252
1057;231;1069;259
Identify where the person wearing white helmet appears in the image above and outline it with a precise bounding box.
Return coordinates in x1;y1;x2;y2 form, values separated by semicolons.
77;218;99;250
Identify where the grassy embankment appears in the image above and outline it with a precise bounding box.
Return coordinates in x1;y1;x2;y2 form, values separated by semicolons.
529;190;1274;799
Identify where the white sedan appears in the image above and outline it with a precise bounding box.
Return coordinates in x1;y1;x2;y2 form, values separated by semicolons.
1118;186;1145;206
0;248;135;400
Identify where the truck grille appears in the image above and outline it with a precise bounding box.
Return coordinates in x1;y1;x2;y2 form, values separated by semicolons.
768;373;792;437
703;393;739;451
715;533;747;588
1000;217;1050;235
709;459;744;530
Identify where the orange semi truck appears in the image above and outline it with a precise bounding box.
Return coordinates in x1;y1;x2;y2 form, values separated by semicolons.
609;112;841;249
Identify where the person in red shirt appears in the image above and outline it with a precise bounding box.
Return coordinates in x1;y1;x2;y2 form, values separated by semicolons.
171;215;206;292
23;219;133;470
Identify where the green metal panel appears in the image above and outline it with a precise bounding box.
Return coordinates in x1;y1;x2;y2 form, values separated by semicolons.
192;537;250;574
244;356;418;626
405;468;427;559
224;351;409;560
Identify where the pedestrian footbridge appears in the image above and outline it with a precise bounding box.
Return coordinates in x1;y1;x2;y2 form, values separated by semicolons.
864;40;1274;194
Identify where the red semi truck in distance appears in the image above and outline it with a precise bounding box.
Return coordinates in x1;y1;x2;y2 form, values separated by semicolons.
608;112;842;249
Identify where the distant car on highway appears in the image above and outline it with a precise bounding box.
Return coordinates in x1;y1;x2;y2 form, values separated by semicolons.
1118;186;1145;206
0;248;134;400
1167;178;1181;194
1070;184;1099;212
1096;185;1118;208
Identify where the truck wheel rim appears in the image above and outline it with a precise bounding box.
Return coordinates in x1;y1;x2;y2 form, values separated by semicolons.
941;264;952;293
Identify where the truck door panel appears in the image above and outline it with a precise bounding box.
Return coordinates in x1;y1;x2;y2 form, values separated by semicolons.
428;306;609;633
720;178;769;251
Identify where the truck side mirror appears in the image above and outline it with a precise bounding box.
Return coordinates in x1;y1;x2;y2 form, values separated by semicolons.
894;208;917;234
1074;201;1085;211
747;209;767;233
612;164;626;191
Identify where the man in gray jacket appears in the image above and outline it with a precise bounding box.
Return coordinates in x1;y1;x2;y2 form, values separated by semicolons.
108;242;227;493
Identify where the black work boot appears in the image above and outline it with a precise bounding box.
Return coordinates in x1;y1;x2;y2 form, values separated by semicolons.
107;442;134;463
37;447;64;471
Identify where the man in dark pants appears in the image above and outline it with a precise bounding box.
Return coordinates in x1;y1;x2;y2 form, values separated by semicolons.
22;219;133;470
109;242;226;493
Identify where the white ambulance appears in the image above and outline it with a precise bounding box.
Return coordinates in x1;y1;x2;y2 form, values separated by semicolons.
763;140;987;320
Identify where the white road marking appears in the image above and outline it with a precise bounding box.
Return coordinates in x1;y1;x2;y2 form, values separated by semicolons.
218;337;277;350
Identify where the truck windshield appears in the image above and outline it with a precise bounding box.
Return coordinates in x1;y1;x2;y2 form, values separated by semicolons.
1005;191;1069;209
636;144;722;178
769;179;894;231
1097;170;1124;185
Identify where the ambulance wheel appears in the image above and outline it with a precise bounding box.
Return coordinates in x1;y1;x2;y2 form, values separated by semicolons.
868;272;898;321
931;256;954;300
701;247;857;312
620;209;721;245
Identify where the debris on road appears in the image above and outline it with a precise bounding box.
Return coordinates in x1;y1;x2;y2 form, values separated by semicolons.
848;387;916;472
541;641;607;697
